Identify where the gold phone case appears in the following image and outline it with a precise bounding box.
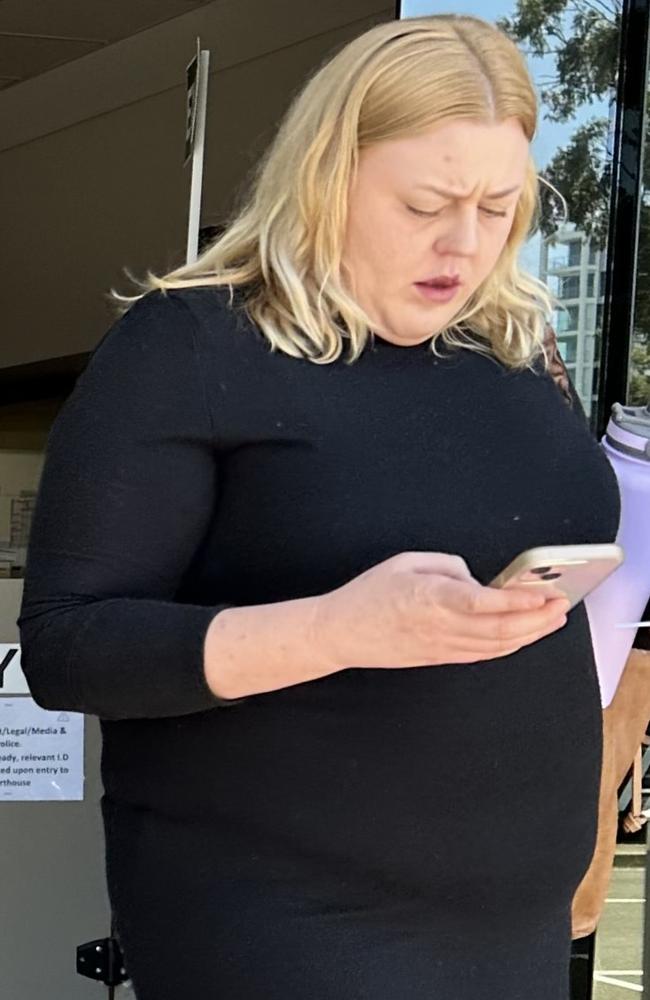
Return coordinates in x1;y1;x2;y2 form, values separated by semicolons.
489;543;625;610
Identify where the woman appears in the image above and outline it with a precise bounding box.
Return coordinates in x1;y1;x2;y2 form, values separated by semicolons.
17;13;620;999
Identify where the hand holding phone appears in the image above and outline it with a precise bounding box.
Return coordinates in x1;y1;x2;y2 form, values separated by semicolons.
313;550;574;672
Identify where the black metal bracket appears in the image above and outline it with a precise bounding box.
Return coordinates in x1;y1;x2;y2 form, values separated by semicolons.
76;936;129;986
570;933;596;1000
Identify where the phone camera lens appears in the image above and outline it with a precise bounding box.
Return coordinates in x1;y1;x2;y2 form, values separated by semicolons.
530;566;552;575
540;572;562;580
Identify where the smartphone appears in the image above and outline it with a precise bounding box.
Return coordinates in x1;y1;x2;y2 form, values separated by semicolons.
489;543;625;611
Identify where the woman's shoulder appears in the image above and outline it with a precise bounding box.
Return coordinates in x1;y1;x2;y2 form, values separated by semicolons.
115;284;235;333
162;284;269;355
163;283;247;325
102;284;262;368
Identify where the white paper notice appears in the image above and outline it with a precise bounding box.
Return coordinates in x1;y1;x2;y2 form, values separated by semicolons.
0;698;84;801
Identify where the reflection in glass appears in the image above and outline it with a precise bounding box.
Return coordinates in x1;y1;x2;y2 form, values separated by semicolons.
539;231;606;415
401;0;624;423
628;123;650;405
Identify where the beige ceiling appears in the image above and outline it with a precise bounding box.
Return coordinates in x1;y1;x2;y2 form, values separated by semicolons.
0;0;214;91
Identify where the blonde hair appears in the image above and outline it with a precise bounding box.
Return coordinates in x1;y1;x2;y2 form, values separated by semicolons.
110;13;566;371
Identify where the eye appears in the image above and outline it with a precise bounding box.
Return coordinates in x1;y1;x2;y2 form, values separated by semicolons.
406;205;442;218
406;205;508;219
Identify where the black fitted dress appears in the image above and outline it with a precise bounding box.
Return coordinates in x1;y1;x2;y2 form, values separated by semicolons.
17;286;621;999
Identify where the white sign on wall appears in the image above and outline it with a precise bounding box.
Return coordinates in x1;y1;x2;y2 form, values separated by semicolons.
0;698;84;801
184;36;201;167
184;37;211;265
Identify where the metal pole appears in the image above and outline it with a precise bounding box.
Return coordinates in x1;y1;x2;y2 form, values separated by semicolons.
642;816;650;996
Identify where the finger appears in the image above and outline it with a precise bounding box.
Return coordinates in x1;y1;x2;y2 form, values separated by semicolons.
440;597;569;643
444;607;569;652
449;618;566;663
442;578;550;615
484;619;567;659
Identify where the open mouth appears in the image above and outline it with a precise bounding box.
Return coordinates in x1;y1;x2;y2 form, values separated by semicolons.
414;279;462;302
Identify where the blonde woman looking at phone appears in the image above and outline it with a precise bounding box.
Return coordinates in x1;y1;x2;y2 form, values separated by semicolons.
18;13;620;1000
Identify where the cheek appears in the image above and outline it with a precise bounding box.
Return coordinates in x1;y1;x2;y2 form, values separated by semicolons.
480;226;512;270
355;217;409;275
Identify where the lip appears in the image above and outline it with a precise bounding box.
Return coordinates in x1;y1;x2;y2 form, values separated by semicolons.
414;280;462;303
417;274;461;286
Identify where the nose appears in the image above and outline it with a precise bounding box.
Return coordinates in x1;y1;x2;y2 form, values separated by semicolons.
434;205;480;258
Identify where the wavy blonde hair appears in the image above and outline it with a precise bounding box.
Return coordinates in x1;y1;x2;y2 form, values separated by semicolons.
110;13;566;370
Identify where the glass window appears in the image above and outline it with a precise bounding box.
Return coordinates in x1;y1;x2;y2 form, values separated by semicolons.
557;336;577;363
548;239;582;270
560;274;581;299
567;240;582;266
546;273;561;297
555;305;580;333
548;244;570;269
592;364;601;397
586;272;595;298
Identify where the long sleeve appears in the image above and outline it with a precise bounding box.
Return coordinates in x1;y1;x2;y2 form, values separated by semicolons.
17;289;243;720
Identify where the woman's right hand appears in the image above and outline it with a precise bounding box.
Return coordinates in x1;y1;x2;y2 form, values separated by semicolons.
313;551;571;671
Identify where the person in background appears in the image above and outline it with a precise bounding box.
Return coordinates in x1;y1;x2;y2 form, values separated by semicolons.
17;13;620;999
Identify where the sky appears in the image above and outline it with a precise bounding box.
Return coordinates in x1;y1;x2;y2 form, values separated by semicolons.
399;0;613;274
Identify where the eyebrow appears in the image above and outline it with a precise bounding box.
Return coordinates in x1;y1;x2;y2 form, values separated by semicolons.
413;183;521;200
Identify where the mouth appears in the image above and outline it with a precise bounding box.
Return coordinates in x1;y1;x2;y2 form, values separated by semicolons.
413;275;463;303
415;274;462;288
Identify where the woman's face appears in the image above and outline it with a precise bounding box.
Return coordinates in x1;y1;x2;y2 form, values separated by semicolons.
341;117;530;347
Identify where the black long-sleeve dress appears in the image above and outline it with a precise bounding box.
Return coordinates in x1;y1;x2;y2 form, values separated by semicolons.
17;286;621;999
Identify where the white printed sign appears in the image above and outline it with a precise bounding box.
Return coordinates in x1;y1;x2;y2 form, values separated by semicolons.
184;38;201;166
0;698;84;801
0;643;28;694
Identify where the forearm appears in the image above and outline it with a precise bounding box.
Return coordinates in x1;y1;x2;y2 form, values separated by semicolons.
19;596;232;720
203;595;342;700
